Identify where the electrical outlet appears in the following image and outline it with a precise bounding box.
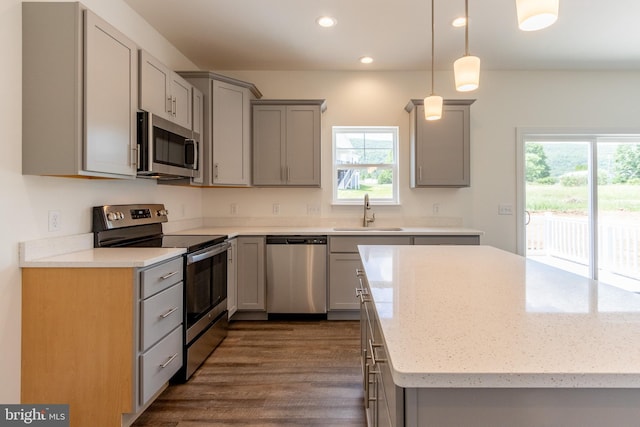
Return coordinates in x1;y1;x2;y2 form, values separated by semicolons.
307;204;320;216
272;203;280;215
48;210;61;232
432;203;440;215
498;204;513;215
230;203;238;215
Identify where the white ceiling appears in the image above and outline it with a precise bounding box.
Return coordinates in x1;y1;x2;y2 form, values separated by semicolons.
123;0;640;71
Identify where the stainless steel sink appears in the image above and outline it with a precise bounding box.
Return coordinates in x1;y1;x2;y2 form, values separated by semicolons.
333;227;403;231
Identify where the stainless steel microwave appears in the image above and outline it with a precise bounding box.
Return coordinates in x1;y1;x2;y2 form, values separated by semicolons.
136;111;199;179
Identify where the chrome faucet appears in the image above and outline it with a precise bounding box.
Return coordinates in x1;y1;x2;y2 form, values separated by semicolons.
363;194;375;227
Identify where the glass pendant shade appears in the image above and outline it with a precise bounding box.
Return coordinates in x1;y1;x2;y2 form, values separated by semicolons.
454;55;481;92
424;95;443;121
516;0;559;31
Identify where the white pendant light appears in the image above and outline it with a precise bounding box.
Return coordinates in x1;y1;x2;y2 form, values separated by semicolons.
454;0;480;92
424;0;442;121
516;0;559;31
424;94;443;121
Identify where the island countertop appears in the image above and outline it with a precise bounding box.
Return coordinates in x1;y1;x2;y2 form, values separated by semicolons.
358;244;640;389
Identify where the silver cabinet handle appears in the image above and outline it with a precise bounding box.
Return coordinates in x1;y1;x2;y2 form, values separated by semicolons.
287;166;291;182
369;339;387;365
355;268;364;277
160;271;179;280
160;306;179;319
167;96;173;113
160;353;178;368
214;163;219;179
419;166;423;182
172;96;177;116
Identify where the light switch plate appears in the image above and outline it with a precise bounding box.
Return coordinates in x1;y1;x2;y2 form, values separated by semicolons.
498;204;513;215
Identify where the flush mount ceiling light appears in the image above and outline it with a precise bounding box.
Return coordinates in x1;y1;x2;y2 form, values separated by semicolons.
424;0;442;121
359;56;374;64
516;0;559;31
454;0;480;92
316;16;337;28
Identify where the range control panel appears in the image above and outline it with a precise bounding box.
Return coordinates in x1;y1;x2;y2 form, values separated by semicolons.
93;204;169;230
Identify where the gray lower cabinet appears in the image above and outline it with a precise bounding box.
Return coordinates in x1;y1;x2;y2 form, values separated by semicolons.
406;99;475;188
252;100;325;187
413;235;480;245
358;273;403;427
137;257;184;407
22;2;138;178
236;236;266;311
329;237;411;312
227;238;238;318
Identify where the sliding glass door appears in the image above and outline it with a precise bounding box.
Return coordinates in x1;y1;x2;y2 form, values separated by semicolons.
519;133;640;292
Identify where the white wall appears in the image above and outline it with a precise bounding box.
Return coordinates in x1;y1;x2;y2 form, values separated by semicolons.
203;69;640;250
0;0;202;403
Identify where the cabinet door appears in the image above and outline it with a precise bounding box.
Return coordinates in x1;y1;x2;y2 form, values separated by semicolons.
414;103;470;187
139;50;171;119
329;253;362;310
286;105;321;186
253;105;286;185
191;87;205;185
236;237;266;311
84;10;137;177
227;239;238;318
213;81;251;185
170;73;193;129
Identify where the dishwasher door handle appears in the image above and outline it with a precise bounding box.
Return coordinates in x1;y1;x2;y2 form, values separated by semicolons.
286;238;308;244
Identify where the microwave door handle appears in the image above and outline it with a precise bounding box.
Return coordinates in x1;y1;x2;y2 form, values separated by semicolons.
185;139;198;170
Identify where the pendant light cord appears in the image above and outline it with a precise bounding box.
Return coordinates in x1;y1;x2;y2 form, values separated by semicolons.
430;0;435;95
465;0;469;56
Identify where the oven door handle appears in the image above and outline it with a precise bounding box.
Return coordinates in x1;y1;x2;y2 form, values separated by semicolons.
187;242;230;265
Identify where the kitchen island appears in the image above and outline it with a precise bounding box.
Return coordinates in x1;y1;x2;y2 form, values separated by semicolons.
357;245;640;427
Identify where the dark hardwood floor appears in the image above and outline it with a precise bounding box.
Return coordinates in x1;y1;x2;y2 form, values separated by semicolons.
133;320;366;426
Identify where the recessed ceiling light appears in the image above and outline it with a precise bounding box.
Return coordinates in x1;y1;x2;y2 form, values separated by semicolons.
359;56;374;64
452;17;467;27
317;16;337;28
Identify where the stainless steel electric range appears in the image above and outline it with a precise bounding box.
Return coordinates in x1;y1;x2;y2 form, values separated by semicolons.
93;203;229;381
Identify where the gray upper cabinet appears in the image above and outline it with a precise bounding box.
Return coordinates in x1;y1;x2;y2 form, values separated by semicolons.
406;99;475;188
139;50;192;130
23;2;138;178
179;71;261;186
212;80;251;185
252;100;325;187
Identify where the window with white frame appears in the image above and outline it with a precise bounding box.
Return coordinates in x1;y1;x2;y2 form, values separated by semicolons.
332;126;399;204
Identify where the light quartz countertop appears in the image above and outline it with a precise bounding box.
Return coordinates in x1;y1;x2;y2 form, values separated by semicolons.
168;226;483;238
20;247;185;268
358;244;640;389
18;226;481;268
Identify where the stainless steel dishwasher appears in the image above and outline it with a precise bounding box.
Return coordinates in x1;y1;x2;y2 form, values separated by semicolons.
266;235;327;315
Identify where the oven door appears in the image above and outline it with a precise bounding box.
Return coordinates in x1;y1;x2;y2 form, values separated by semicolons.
185;241;229;343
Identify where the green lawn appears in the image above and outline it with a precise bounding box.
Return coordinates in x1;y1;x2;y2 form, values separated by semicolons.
526;184;640;213
337;183;393;200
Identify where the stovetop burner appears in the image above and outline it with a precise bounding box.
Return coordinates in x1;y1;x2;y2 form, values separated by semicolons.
92;204;227;252
124;234;227;252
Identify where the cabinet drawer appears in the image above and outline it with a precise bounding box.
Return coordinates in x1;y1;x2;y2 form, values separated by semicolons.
141;283;183;351
140;325;182;406
413;235;479;245
141;257;183;299
329;236;411;253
